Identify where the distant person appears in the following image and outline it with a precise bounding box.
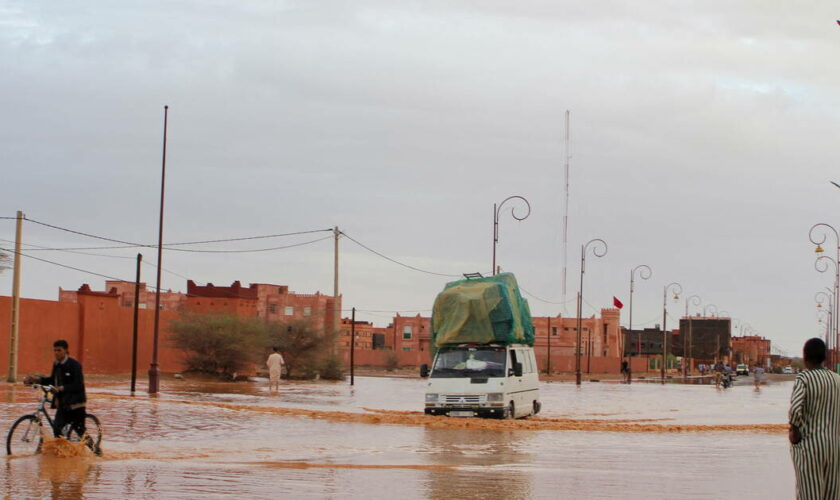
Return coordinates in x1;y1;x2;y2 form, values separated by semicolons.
23;340;87;438
266;347;285;391
753;364;765;390
714;362;724;388
789;338;840;499
620;360;630;383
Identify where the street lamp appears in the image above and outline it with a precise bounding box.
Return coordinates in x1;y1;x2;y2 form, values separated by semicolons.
816;289;834;364
492;195;531;275
576;238;608;386
627;264;652;385
703;303;718;318
661;282;682;384
684;294;701;378
810;223;839;371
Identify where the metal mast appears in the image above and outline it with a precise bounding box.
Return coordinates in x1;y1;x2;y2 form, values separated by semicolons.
561;110;570;313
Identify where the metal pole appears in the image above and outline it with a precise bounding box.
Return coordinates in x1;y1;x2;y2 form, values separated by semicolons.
546;316;552;374
492;196;531;276
660;283;681;385
492;203;498;274
149;105;168;395
6;210;23;383
576;243;584;386
576;291;582;386
130;253;142;394
334;226;340;353
661;287;667;384
834;241;839;369
350;307;355;386
629;270;634;383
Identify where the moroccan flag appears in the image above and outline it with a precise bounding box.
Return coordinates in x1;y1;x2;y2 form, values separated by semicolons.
613;296;624;309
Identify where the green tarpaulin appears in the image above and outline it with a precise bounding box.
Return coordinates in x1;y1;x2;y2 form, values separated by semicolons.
431;273;534;347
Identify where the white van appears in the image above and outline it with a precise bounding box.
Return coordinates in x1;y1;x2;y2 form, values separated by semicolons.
422;343;541;419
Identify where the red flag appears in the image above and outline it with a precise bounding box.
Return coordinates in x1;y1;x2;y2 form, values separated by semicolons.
613;296;624;309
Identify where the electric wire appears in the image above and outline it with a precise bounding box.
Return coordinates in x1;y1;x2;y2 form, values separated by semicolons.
339;231;461;278
21;216;334;253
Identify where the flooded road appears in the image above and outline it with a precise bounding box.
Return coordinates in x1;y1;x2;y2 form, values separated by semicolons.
2;376;794;499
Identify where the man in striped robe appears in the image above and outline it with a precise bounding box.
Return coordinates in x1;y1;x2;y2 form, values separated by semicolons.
789;338;840;499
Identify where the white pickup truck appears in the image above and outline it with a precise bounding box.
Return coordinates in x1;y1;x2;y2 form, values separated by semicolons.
422;343;541;419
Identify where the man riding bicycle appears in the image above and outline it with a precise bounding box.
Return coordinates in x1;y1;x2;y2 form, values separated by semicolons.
23;339;87;439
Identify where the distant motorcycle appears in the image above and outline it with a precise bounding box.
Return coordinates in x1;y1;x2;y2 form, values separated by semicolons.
721;372;733;389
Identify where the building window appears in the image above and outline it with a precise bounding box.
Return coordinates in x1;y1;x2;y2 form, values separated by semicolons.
303;307;311;316
269;304;277;314
403;325;412;340
402;347;412;351
284;306;294;316
552;327;558;336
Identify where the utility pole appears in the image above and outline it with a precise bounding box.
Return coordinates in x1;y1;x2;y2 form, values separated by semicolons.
576;292;582;385
130;253;142;394
350;307;355;386
333;226;340;351
149;105;168;395
6;210;23;383
546;316;552;374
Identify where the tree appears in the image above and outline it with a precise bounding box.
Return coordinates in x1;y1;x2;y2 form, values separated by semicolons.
169;312;266;378
266;318;342;380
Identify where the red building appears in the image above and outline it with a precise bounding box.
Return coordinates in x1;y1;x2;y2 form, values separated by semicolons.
731;335;771;367
60;280;186;311
61;279;341;335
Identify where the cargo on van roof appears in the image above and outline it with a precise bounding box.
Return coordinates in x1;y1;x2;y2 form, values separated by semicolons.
431;272;534;347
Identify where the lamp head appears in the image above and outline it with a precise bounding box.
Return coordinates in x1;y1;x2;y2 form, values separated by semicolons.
816;244;825;254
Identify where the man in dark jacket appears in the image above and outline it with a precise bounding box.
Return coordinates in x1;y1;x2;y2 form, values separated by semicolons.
24;339;87;438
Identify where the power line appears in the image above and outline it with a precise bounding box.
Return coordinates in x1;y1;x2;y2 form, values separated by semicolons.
21;216;334;252
339;231;461;278
0;247;128;282
519;286;577;305
24;217;142;246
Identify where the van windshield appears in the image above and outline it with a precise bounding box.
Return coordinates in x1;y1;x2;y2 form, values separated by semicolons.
431;347;506;378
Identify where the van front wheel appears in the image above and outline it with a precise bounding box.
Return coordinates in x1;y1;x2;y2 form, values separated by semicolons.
507;402;515;419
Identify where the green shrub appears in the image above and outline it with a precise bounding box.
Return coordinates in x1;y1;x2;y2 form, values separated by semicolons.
319;355;345;380
169;313;266;378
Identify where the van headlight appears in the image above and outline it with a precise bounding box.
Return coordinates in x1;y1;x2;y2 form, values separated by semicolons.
487;393;503;402
425;393;439;403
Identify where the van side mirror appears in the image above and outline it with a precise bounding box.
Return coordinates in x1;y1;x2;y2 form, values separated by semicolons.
420;364;429;378
513;363;523;377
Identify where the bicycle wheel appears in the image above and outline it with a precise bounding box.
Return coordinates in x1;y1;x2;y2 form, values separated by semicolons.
6;415;43;456
66;413;102;455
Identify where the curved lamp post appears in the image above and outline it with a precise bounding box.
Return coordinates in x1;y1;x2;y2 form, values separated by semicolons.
810;223;839;370
627;264;652;384
816;289;834;357
703;303;718;318
661;282;682;384
576;238;607;386
492;196;531;275
684;294;702;377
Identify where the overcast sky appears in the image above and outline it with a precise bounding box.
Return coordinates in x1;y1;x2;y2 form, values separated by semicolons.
2;1;840;355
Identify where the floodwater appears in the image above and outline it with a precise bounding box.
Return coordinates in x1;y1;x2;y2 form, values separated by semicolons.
1;375;795;499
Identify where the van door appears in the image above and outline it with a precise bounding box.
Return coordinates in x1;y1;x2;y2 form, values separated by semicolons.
508;348;525;417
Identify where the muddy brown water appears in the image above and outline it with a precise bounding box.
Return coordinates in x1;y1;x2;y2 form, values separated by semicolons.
1;376;795;499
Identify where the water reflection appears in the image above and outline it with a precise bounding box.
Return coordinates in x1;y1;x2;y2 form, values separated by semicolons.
422;427;533;500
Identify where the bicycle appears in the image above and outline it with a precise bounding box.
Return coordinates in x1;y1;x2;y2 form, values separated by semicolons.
6;384;102;456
